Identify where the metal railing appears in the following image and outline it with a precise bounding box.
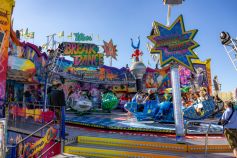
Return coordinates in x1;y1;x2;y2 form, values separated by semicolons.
185;120;221;158
15;120;54;145
5;101;66;158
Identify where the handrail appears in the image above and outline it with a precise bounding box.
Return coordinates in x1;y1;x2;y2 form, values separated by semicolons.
8;101;61;108
185;120;220;134
204;123;212;158
185;120;221;158
15;119;54;146
38;141;59;158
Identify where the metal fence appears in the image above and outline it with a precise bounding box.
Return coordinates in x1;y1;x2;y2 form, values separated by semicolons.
3;100;65;158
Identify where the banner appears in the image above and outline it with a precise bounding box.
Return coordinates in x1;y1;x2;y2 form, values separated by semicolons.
24;127;57;157
0;0;15;109
7;128;59;158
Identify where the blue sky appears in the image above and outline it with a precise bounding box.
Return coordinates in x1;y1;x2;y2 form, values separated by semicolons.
12;0;237;92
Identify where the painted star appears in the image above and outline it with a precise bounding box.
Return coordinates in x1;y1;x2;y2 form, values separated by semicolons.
148;15;199;71
102;39;118;60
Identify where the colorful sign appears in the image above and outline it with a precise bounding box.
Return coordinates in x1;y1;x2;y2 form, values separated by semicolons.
74;32;92;41
9;41;48;82
7;129;60;158
8;56;36;73
0;0;15;109
192;59;212;94
24;127;57;157
179;66;191;86
102;39;117;60
178;59;212;93
145;67;170;90
10;106;55;122
148;15;199;71
145;59;211;94
62;42;104;67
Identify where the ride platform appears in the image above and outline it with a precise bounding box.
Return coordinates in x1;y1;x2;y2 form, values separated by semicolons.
65;110;223;135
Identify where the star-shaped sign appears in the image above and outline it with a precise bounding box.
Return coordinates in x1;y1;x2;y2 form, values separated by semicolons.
148;15;199;71
102;39;118;60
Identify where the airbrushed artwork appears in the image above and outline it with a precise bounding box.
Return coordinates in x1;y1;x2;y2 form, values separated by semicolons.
2;0;237;158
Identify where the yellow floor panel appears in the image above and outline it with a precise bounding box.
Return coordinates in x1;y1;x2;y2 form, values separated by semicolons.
77;136;231;153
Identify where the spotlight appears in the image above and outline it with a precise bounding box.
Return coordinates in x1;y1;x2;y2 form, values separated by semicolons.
163;0;183;5
220;31;231;45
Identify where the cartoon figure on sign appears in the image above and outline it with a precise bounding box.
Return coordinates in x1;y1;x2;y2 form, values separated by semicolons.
145;74;154;88
156;75;163;88
131;36;143;61
16;135;23;157
195;67;207;87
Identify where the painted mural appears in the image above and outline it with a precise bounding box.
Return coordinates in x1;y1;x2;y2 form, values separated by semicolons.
7;127;59;158
0;0;15;111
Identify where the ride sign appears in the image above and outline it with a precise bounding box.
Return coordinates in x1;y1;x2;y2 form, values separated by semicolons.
23;127;57;157
62;42;104;67
148;15;199;71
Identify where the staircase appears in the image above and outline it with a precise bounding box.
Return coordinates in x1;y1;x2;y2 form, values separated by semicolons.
64;134;232;158
65;136;184;158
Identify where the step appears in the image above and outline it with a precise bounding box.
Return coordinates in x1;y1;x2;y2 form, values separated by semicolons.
77;136;186;152
75;136;231;153
65;143;181;158
64;143;234;158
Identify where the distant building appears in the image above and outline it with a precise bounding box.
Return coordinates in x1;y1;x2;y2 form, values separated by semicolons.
219;91;235;102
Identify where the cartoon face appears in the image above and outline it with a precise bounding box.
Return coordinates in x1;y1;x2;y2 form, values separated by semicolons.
196;67;203;74
90;88;99;97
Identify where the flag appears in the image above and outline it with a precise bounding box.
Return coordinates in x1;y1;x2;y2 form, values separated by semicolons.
57;31;64;38
24;28;28;37
19;29;24;36
67;32;73;39
42;43;48;49
26;32;34;39
31;51;35;59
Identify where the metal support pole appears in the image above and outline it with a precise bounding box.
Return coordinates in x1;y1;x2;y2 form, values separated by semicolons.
43;73;48;111
171;63;185;143
167;5;172;26
110;56;112;67
136;79;142;92
60;106;65;154
205;123;212;158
